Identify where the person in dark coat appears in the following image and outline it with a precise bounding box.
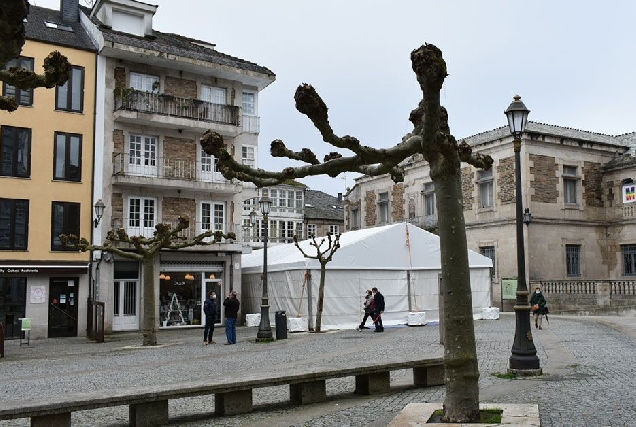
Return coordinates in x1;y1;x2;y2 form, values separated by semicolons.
223;291;240;344
530;286;547;330
357;289;374;330
371;287;385;332
203;291;217;345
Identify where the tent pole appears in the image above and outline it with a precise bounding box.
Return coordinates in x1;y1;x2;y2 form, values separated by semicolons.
407;270;412;312
306;269;313;330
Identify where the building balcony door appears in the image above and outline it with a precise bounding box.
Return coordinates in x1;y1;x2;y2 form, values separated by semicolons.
113;280;139;331
48;278;78;338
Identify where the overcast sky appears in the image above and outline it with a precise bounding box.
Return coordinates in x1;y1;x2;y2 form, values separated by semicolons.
34;0;636;196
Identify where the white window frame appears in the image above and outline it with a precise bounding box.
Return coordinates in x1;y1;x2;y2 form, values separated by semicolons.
129;72;158;93
423;182;436;216
242;145;256;168
199;147;221;182
200;201;226;235
307;224;317;238
201;85;226;104
563;165;580;206
128;134;157;176
329;225;340;235
242;91;257;115
477;169;494;209
127;197;156;237
378;192;389;224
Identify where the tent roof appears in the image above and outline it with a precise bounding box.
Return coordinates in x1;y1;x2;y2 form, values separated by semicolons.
242;222;492;272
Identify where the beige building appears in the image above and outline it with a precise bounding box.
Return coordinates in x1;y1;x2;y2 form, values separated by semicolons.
0;2;97;339
345;122;636;310
80;0;275;333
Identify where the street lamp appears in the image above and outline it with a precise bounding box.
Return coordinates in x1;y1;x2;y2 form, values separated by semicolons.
504;95;541;375
94;199;105;228
256;196;273;340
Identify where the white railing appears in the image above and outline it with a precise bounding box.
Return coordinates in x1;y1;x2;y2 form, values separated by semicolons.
113;153;230;184
242;114;260;134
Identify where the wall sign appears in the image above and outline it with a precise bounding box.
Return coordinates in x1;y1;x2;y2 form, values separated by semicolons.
501;278;517;300
30;286;46;304
623;184;636;204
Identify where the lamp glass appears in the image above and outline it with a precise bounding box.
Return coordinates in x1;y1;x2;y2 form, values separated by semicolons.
504;95;530;137
94;199;105;219
259;196;272;215
159;273;166;280
249;209;257;226
209;273;215;279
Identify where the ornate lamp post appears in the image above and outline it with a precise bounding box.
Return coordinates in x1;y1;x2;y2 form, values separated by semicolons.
256;196;273;340
505;95;541;374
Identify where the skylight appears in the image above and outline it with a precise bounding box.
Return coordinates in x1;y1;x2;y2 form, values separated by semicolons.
45;21;73;32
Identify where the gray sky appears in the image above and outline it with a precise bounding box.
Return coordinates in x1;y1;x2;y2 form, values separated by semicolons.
34;0;636;196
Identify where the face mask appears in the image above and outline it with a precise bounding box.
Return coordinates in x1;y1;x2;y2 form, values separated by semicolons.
535;290;540;294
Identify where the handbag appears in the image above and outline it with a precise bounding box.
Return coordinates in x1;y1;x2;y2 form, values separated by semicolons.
532;304;539;311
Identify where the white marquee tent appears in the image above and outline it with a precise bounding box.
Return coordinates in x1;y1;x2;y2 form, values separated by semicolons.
241;223;493;330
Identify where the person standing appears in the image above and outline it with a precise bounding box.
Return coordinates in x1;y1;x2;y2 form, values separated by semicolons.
203;291;217;345
357;289;374;330
223;291;240;344
372;287;385;332
530;286;547;330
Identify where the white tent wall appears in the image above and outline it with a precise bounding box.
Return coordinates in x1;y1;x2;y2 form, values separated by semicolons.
240;266;491;330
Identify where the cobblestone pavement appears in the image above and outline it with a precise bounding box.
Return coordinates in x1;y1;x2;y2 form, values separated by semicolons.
1;313;635;426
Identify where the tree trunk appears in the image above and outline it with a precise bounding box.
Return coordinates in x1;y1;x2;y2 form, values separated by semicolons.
142;255;158;346
315;263;327;332
434;170;480;422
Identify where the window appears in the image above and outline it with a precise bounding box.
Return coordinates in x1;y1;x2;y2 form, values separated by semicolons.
622;245;636;276
200;147;220;181
54;132;82;181
128;134;156;174
378;192;389;224
295;222;304;240
0;198;28;250
479;246;496;278
128;197;156;237
295;191;303;210
201;202;225;232
0;277;26;338
242;91;256;115
242;146;255;167
329;225;339;235
279;221;295;243
307;224;317;237
1;126;30;178
201;85;226;104
51;202;80;251
478;169;493;208
56;66;84;112
130;72;159;93
563;165;579;205
350;208;360;230
3;57;34;106
565;244;581;277
423;182;436;216
111;10;144;36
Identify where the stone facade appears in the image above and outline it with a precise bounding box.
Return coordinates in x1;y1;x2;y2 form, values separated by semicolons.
529;154;558;203
461;167;474;210
497;156;515;205
163;197;196;225
583;161;603;208
391;184;405;222
364;191;377;227
113;129;124;155
164;76;197;99
114;67;125;88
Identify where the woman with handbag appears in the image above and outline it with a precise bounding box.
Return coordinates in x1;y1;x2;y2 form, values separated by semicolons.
530;286;547;330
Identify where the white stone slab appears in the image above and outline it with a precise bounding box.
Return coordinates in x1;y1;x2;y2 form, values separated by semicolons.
245;313;261;327
482;307;500;320
288;317;308;332
407;311;426;326
388;402;540;426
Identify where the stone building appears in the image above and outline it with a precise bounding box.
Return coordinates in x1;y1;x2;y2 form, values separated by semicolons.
345;122;636;311
81;0;274;333
304;190;345;237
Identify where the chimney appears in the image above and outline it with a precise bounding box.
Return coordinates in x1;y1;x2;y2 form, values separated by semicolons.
60;0;79;22
337;192;343;203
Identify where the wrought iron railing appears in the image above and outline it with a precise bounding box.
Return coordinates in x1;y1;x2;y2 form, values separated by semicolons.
113;153;230;183
111;218;243;241
114;90;240;126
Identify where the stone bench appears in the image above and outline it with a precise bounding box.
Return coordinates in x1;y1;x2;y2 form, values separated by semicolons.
0;356;444;427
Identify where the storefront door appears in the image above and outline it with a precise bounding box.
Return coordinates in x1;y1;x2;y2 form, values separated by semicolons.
204;279;222;325
48;278;78;338
113;280;139;331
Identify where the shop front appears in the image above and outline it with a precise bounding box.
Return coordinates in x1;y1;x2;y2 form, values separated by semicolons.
159;261;224;328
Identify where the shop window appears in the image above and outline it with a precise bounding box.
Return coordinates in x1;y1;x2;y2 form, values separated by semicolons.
54;132;82;181
159;271;211;327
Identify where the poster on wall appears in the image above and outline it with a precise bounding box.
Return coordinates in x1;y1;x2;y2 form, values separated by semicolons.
501;278;517;300
30;286;46;304
623;184;636;204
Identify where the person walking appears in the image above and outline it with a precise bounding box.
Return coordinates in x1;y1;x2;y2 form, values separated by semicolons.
203;291;217;345
357;289;374;330
223;291;240;344
372;287;385;332
530;286;547;330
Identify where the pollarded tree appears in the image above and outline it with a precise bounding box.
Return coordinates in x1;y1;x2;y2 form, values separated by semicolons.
0;0;72;111
201;43;492;423
292;232;341;332
61;217;236;346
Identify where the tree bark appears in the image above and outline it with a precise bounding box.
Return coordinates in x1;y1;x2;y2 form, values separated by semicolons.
142;255;158;346
315;263;327;332
435;170;480;422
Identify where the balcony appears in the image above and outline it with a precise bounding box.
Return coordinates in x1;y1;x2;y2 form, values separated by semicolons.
114;90;241;135
242;114;260;134
112;153;241;193
407;215;438;230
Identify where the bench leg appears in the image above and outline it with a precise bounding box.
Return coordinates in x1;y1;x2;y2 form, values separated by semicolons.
129;400;169;427
290;380;326;404
355;370;390;395
413;365;445;386
31;412;71;427
215;389;253;415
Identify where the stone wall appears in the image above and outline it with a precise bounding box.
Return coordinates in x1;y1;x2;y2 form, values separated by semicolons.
497;156;515;205
163;197;196;225
163;136;196;163
391;184;405;222
113;129;124;156
164;76;197;99
114;67;125;88
529;154;558;203
112;193;123;226
461;167;474;210
364;191;377;226
583;161;603;207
